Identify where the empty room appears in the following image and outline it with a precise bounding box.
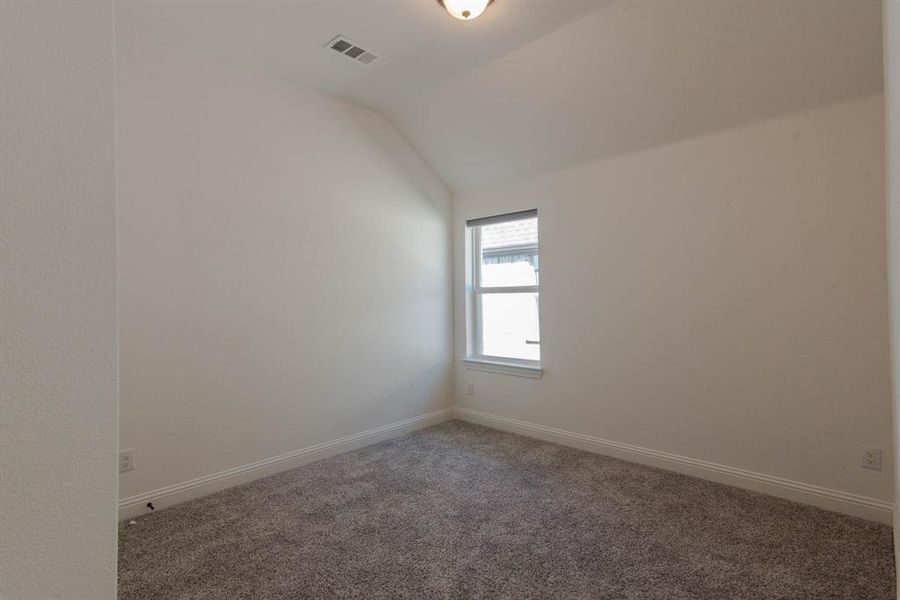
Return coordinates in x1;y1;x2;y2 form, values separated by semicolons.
5;0;900;598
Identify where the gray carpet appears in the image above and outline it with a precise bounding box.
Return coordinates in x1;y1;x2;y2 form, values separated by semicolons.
119;421;895;599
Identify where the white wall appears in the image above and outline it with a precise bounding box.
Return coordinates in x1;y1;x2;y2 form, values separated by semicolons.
0;2;118;598
883;0;900;585
454;95;893;507
116;16;452;502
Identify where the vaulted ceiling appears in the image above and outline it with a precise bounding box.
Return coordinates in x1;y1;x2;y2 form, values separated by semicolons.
119;0;884;192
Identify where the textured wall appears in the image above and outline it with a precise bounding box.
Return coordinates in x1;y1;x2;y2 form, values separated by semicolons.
454;95;892;503
116;18;452;502
0;2;118;597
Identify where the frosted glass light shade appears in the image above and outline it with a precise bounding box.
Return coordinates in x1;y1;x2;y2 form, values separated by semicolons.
438;0;493;21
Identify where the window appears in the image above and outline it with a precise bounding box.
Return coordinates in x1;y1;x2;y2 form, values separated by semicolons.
466;210;541;374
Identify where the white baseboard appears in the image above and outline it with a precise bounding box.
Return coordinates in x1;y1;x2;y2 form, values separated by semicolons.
453;407;894;524
119;406;893;525
118;408;453;520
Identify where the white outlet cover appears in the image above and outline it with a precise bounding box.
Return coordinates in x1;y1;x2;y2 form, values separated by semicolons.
119;448;135;473
861;446;882;470
466;382;475;395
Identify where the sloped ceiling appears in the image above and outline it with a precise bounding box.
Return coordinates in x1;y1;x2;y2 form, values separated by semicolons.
118;0;883;192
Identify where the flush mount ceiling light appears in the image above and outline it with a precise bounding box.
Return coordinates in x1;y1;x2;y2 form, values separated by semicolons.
437;0;494;21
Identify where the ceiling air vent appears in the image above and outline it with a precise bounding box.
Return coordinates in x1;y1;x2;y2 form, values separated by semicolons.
325;35;378;65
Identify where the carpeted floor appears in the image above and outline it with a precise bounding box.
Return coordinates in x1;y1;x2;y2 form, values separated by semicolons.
119;421;895;599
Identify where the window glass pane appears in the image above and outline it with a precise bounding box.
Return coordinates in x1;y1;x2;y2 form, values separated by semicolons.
480;292;540;361
479;217;538;288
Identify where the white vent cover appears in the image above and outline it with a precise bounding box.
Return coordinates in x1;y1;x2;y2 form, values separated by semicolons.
325;35;378;65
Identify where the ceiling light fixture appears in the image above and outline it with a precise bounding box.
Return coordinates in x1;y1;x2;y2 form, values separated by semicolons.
437;0;494;21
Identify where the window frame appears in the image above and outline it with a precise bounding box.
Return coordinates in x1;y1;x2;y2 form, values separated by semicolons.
465;210;542;375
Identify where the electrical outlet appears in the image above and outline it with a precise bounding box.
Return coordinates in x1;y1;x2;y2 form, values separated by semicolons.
119;449;135;473
861;446;882;470
466;381;475;396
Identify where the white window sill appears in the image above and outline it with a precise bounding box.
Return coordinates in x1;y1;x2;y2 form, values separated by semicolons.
462;358;543;379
